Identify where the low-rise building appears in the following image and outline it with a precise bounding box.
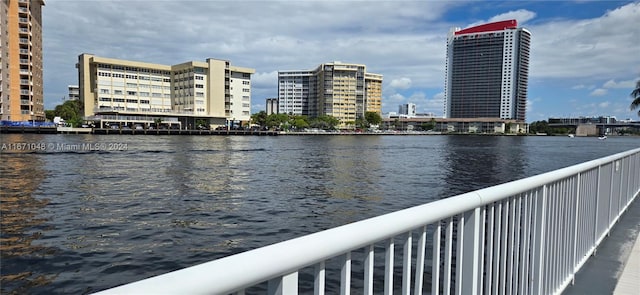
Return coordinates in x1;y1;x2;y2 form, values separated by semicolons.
77;53;255;129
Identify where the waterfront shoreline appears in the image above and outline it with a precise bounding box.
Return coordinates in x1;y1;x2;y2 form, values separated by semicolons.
2;126;634;137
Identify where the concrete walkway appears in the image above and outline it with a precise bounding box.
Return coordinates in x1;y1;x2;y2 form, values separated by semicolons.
613;228;640;295
563;197;640;295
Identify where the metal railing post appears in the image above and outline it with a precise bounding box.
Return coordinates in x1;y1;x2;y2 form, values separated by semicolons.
461;207;482;294
571;173;581;285
532;186;547;295
268;272;298;295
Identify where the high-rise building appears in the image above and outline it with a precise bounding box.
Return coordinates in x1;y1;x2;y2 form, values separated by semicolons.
1;0;46;122
278;62;382;128
444;19;530;121
399;103;417;117
77;53;254;125
265;98;278;115
277;70;313;115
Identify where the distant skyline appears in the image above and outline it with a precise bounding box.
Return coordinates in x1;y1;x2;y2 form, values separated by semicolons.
44;1;640;122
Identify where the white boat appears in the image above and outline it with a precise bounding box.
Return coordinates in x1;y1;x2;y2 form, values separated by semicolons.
568;134;575;138
598;135;607;140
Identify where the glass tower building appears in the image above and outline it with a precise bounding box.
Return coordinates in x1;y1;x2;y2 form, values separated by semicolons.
444;19;531;122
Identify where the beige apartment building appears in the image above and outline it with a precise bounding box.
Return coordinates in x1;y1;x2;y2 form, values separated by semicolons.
278;62;382;128
77;53;254;128
1;0;46;122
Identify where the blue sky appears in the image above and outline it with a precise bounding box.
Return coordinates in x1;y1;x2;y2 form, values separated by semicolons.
43;1;640;122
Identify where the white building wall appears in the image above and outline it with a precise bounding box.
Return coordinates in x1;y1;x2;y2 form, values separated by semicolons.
501;30;516;119
229;71;251;122
278;71;311;115
95;65;172;113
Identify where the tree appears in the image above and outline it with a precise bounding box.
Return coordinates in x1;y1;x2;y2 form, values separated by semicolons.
45;110;56;122
47;100;83;126
393;118;400;130
630;79;640;116
266;113;289;130
196;119;208;129
308;115;339;130
251;111;268;127
317;115;339;130
364;112;382;127
421;118;436;131
355;118;367;129
291;116;309;130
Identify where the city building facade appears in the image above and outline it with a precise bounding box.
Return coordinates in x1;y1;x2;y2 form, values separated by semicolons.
68;85;79;100
278;62;382;128
444;19;530;122
399;103;417;117
77;54;254;128
1;0;46;122
265;98;278;115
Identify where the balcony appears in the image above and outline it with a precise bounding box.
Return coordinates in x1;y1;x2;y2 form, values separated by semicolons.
20;59;29;65
21;100;30;105
20;48;29;54
20;79;30;85
19;38;29;45
19;18;29;24
20;90;30;95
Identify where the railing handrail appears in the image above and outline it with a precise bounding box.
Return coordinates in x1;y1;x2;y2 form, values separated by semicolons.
94;147;640;294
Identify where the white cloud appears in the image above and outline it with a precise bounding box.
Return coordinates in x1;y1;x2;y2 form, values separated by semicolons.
252;71;278;89
603;79;636;89
40;1;640;120
387;93;406;103
390;78;412;89
598;101;611;108
489;9;537;24
529;2;640;80
590;89;608;96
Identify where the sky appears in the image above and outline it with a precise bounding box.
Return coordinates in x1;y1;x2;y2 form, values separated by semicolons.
43;0;640;122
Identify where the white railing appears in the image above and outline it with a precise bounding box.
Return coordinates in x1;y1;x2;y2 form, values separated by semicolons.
94;148;640;295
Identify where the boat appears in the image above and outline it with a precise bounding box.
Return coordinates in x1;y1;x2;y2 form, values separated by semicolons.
568;134;575;138
598;135;607;140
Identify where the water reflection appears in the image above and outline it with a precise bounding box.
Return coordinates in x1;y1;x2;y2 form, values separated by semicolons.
1;134;635;294
441;135;528;198
0;134;56;293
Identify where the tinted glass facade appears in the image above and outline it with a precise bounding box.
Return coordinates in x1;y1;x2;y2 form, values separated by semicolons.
444;20;530;122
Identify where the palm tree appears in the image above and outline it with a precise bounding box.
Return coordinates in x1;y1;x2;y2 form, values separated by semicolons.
631;79;640;116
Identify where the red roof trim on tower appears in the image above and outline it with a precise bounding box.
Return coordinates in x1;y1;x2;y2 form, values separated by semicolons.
454;19;518;35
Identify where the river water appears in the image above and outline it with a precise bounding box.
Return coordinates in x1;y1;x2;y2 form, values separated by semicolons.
0;134;638;294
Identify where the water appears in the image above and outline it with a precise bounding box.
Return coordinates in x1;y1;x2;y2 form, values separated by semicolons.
0;134;638;294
